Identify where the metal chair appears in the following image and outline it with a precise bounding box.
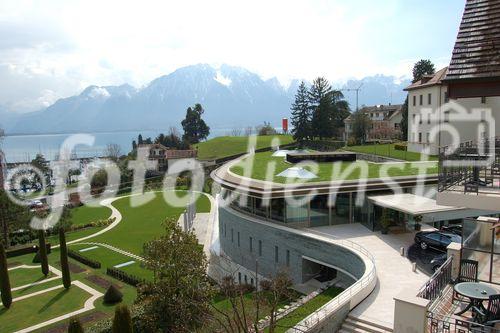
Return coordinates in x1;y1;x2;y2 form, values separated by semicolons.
473;294;500;326
453;259;479;304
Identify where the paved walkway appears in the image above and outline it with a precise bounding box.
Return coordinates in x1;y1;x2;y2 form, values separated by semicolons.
76;241;145;261
307;223;431;328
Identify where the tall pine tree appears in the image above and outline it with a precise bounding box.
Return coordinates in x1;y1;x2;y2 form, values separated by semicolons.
290;81;310;143
0;241;12;309
38;230;49;276
59;228;71;289
309;77;332;139
181;104;210;144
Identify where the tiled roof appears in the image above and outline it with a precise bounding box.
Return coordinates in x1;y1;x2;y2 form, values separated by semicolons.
344;104;402;122
444;0;500;81
404;67;448;91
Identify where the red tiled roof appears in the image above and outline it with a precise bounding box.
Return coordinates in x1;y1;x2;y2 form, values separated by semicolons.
444;0;500;81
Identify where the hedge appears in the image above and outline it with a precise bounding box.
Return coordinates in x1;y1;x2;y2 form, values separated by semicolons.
394;143;407;151
68;249;102;269
106;267;144;287
6;243;51;258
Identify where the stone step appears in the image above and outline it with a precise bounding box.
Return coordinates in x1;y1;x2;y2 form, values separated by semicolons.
342;319;389;333
347;315;393;332
340;323;376;333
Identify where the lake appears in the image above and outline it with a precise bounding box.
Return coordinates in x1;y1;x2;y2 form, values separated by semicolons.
0;128;234;163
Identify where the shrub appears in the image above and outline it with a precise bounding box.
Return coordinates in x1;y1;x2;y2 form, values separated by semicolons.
112;304;133;333
106;268;144;287
104;285;123;304
259;279;272;291
68;250;102;269
67;316;84;333
32;251;41;263
394;143;407;151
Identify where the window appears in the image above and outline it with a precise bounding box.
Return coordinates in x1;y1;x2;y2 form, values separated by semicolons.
444;111;450;123
286;250;290;267
481;96;486;104
275;246;279;263
251;278;254;286
413;114;416;123
237;232;240;247
249;237;253;252
238;272;241;284
427;114;431;125
231;229;234;243
224;224;227;237
426;133;430;143
419;95;423;105
419;132;422;143
428;93;432;105
444;92;449;103
413;95;416;106
258;240;262;256
419;115;422;124
244;275;247;284
394;123;399;129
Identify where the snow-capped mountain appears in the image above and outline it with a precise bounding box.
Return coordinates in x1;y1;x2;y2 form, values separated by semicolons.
6;64;410;134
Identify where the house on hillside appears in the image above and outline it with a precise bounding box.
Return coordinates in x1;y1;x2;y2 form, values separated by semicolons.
343;104;403;142
138;143;198;172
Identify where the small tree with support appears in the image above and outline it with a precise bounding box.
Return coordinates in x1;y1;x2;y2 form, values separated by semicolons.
0;241;12;308
38;229;49;276
59;228;71;289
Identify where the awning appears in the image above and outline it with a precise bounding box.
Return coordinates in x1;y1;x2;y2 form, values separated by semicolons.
368;193;496;219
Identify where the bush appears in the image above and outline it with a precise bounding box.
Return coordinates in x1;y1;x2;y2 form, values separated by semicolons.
67;316;84;333
106;268;144;287
259;279;272;291
68;250;102;269
394;143;407;151
104;285;123;304
112;304;133;333
32;251;41;263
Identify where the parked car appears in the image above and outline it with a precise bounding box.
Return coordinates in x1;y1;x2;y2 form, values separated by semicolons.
440;224;462;236
414;231;462;251
430;253;447;272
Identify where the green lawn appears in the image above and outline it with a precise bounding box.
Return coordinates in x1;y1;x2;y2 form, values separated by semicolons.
69;243;153;280
0;285;90;333
46;225;107;246
266;286;344;333
195;135;294;160
12;278;63;299
230;151;438;183
8;267;55;288
89;191;211;255
70;204;112;226
344;143;437;161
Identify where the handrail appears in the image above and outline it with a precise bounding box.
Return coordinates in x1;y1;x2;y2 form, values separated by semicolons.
417;255;453;302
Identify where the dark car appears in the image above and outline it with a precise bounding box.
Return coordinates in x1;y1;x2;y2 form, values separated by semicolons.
414;231;462;252
430;253;447;272
440;224;462;236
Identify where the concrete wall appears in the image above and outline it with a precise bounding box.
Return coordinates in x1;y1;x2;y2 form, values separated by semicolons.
219;206;366;284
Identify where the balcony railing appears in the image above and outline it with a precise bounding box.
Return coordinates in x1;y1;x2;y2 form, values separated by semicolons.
427;312;500;333
438;138;500;195
417;256;453;303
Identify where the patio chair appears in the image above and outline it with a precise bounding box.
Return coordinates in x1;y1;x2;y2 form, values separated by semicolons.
472;294;500;326
453;259;479;303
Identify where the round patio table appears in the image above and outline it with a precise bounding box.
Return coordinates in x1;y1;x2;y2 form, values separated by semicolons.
454;282;498;316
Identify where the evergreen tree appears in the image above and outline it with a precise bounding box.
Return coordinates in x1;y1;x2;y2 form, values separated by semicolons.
112;304;133;333
38;229;49;276
0;241;12;309
181;104;210;144
59;228;71;289
0;189;31;247
308;77;332;108
309;77;332;139
400;96;409;141
311;97;334;139
290;81;310;143
67;316;84;333
412;59;436;83
138;134;143;145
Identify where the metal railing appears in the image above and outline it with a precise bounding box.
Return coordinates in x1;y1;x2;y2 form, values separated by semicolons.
438;138;500;195
427;312;500;333
417;255;453;303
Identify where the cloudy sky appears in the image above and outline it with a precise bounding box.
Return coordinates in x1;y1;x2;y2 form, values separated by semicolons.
0;0;464;113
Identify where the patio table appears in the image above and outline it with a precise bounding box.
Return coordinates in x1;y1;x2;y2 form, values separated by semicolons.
454;282;498;316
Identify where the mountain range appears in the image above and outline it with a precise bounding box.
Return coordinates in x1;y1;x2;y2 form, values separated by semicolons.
3;64;410;135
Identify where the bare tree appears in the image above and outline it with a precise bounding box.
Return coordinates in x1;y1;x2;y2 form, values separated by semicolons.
230;128;242;137
244;127;253;136
105;143;121;161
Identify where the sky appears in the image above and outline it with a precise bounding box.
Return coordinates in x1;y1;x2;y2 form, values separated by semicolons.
0;0;465;113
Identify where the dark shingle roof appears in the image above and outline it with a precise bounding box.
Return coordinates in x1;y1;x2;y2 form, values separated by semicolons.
444;0;500;81
404;67;448;91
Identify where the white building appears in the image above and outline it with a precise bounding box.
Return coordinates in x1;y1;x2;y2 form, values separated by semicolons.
344;104;403;142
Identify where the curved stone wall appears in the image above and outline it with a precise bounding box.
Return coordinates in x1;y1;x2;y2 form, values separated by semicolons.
219;206;368;284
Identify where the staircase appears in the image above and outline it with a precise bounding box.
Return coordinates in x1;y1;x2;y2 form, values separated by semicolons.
338;315;393;333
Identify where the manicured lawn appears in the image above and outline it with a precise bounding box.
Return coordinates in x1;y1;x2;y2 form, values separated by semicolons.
266;286;344;333
8;267;55;288
46;225;107;246
12;278;63;299
90;191;211;255
70;204;112;226
69;243;153;280
344;143;437;161
0;285;90;333
230;151;438;183
195;135;294;160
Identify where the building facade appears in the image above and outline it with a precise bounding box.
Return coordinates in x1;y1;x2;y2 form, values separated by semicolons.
344;104;403;143
139;143;198;172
